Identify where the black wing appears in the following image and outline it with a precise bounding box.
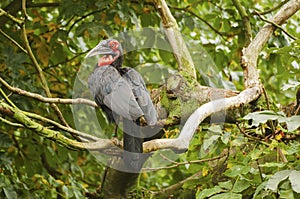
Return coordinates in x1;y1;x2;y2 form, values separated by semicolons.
121;67;157;125
88;65;144;122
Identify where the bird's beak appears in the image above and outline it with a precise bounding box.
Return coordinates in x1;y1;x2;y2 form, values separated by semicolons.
85;45;114;58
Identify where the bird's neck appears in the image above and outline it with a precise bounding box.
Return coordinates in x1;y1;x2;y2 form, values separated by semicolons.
97;54;122;68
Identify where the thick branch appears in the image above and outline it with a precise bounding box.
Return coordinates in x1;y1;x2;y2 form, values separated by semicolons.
0;101;120;153
153;0;196;79
144;0;300;153
242;0;300;88
143;87;260;152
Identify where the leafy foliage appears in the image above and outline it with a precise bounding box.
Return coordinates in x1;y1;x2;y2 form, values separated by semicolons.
1;0;300;198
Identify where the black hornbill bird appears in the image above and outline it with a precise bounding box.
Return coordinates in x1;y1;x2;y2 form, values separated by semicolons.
86;39;157;156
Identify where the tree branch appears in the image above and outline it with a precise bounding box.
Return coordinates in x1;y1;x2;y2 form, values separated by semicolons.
0;101;121;154
143;0;300;153
242;0;300;89
232;0;252;46
0;76;97;107
142;153;226;171
20;4;69;127
153;0;196;79
258;0;289;15
0;28;28;54
0;7;23;25
143;87;260;152
253;10;298;40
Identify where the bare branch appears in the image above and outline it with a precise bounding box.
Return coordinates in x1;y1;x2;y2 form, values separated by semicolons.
0;76;97;107
0;7;23;25
254;10;298;40
0;29;28;54
143;0;300;153
258;0;289;15
0;116;24;127
143;87;261;153
242;0;300;89
153;0;196;79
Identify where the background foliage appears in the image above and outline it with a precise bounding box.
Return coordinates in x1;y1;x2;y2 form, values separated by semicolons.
0;0;300;198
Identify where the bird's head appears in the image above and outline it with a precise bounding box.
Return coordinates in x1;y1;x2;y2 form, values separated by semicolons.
85;39;123;68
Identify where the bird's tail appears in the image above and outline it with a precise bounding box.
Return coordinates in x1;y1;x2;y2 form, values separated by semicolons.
123;118;143;171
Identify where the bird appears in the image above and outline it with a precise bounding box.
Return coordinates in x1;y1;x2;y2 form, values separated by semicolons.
85;39;157;156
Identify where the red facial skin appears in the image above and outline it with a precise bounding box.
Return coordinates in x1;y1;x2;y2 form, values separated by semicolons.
97;40;120;67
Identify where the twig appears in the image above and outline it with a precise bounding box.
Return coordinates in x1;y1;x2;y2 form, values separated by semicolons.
236;123;270;146
22;110;99;142
0;87;17;108
0;116;24;127
254;10;297;40
0;76;97;107
187;10;230;38
262;86;276;134
0;8;23;25
142;154;226;171
22;0;29;19
152;169;203;198
258;0;289;15
0;29;28;54
20;4;69;127
277;147;288;163
232;0;252;46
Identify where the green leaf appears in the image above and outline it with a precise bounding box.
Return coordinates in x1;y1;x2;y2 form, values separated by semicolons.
232;179;251;193
210;192;242;199
3;187;18;199
289;170;300;193
278;116;300;132
224;165;251;177
196;186;223;199
279;189;295;199
221;132;231;145
253;181;267;198
202;135;220;151
266;170;291;192
243;111;283;127
159;49;174;64
62;185;72;198
218;180;233;190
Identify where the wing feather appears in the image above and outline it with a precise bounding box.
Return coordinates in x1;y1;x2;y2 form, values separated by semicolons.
88;66;144;122
121;67;158;125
